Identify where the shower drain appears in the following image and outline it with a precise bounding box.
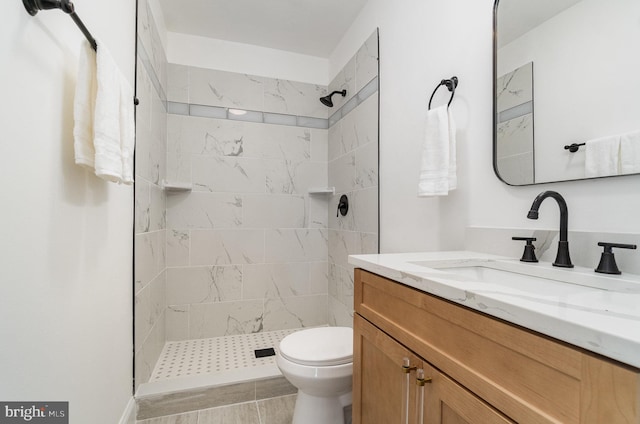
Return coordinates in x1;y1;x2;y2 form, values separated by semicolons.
150;328;300;382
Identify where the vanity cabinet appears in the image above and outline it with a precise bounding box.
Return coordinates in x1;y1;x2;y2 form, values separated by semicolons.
353;269;640;424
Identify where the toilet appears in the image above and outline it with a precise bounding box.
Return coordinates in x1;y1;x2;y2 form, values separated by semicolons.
276;326;353;424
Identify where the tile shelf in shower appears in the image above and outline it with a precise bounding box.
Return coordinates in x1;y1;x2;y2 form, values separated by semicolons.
162;180;193;193
308;187;335;195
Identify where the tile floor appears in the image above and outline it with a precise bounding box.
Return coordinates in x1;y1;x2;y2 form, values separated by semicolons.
137;394;296;424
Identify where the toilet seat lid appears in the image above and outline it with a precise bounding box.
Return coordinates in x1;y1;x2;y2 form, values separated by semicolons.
279;327;353;366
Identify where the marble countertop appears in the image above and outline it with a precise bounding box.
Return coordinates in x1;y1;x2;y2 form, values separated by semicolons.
348;251;640;369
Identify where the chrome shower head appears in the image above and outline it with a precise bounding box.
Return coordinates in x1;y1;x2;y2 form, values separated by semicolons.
319;90;347;107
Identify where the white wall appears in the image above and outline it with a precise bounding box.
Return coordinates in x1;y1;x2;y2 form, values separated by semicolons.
331;0;640;254
167;32;330;85
0;0;135;423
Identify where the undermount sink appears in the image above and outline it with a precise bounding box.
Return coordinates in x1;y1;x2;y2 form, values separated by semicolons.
434;265;543;286
409;259;640;294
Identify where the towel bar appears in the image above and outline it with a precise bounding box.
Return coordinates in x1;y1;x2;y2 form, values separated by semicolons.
23;0;97;51
22;0;140;106
564;142;586;153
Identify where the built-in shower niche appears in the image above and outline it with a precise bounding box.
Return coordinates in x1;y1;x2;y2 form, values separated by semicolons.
133;4;379;415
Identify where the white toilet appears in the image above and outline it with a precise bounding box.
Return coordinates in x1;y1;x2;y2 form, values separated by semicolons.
276;327;353;424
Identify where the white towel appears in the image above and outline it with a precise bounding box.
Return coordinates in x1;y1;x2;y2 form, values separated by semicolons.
417;106;457;196
73;41;97;169
73;39;135;184
585;135;620;178
94;40;135;184
620;130;640;175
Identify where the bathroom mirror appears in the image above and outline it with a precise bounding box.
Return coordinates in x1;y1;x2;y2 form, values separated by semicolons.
493;0;640;185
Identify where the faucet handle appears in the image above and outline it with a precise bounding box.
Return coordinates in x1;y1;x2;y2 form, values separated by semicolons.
512;237;538;263
595;242;637;274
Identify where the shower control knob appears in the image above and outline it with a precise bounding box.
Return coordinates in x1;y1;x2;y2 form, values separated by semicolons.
337;194;349;217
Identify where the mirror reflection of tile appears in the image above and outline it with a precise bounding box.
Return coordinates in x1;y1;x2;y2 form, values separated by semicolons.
497;62;534;185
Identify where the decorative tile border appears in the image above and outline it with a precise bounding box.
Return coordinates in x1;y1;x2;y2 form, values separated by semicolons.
166;76;379;131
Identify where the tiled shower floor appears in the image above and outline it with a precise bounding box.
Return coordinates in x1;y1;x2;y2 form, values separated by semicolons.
150;329;300;382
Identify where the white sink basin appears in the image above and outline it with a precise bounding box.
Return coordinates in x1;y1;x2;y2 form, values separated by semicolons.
435;265;544;285
409;259;640;294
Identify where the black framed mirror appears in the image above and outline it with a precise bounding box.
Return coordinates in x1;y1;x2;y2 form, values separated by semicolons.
493;0;640;185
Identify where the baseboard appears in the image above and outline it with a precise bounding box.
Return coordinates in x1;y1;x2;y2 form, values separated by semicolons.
118;397;137;424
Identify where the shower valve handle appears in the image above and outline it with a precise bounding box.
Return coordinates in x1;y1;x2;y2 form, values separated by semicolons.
337;194;349;217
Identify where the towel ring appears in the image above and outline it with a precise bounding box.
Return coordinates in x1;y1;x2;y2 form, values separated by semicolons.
428;76;459;110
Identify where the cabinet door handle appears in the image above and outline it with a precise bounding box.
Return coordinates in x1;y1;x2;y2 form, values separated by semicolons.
401;358;416;424
415;368;432;424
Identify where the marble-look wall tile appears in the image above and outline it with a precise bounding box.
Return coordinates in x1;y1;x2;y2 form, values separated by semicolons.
356;30;379;92
167;192;242;229
329;56;356;110
328;296;353;328
136;180;151;234
355;140;379;190
135;306;165;388
169;115;312;162
263;295;328;330
328;153;356;194
329;263;355;307
167;266;242;305
243;263;312;300
327;32;379;328
328;230;355;268
329;94;379;161
189;300;265;338
166;304;189;341
242;195;306;229
310;128;328;162
160;65;336;342
135;0;168;390
190;229;265;265
135;230;163;293
192;156;266;193
150;183;166;231
265;229;328;263
167;64;189;103
189;67;265;110
309;261;329;295
352;187;379;234
265;160;326;195
264;79;328;119
166;229;190;267
307;195;329;229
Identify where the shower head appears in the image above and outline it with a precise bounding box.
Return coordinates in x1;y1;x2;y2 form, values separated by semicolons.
319;90;347;107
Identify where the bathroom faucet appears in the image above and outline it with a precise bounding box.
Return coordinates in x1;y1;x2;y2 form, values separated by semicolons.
527;191;573;268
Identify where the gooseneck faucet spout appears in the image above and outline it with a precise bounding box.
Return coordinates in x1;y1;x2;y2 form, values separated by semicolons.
527;191;573;268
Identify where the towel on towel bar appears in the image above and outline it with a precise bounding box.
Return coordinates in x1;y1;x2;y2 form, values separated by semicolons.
584;135;620;178
620;130;640;175
417;105;457;196
73;40;97;170
73;39;135;184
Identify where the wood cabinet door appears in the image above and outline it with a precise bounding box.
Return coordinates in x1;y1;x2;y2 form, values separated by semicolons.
354;314;422;424
422;362;515;424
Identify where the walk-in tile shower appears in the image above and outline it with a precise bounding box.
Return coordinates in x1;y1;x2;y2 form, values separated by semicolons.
133;0;378;417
